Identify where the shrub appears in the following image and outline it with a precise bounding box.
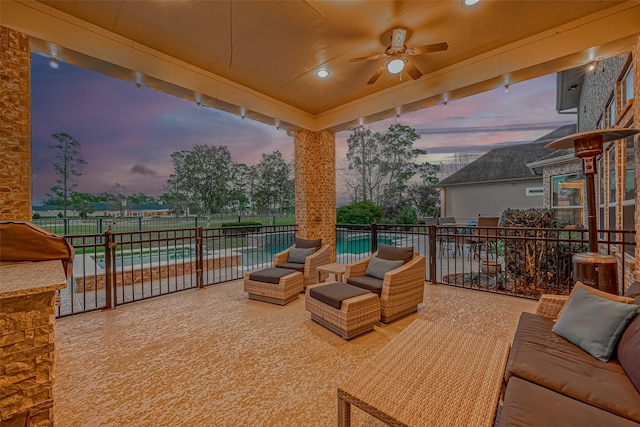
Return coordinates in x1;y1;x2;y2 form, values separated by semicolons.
336;201;384;224
393;205;418;224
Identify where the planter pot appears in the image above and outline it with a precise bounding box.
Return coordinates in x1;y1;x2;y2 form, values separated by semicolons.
480;260;502;276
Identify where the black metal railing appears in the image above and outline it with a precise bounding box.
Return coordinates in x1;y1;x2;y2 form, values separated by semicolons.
57;225;297;318
336;223;635;300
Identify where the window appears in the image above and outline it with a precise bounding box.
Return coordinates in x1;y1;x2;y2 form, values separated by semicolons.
597;116;604;130
551;174;584;226
623;136;635;254
608;145;616;203
621;65;634;107
598;156;605;232
606;97;616;127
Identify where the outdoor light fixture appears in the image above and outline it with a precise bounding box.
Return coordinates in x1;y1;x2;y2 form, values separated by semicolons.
504;84;510;93
315;69;329;78
387;59;405;74
240;107;246;120
588;63;596;72
568;84;578;92
135;72;143;90
49;57;59;69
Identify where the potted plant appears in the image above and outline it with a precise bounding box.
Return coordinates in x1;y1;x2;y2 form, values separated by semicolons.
480;240;503;276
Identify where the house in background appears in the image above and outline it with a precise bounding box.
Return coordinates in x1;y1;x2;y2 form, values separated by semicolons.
437;124;576;222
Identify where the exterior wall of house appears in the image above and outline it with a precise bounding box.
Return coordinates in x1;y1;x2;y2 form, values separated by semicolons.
0;27;31;221
442;178;543;223
576;39;639;284
293;129;336;258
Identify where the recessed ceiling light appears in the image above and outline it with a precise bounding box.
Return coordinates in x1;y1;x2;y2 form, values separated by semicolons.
387;59;405;74
316;69;329;78
464;0;480;5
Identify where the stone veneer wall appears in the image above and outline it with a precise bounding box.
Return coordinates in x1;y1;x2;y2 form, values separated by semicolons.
1;291;57;426
75;254;241;292
0;27;31;221
293;129;336;259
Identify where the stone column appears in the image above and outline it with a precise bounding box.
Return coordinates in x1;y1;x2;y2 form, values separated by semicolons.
1;261;67;427
293;129;336;258
0;26;32;221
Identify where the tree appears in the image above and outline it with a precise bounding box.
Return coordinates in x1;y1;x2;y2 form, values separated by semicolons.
252;151;293;214
165;145;234;218
106;183;127;217
228;163;253;215
344;124;438;221
70;192;98;218
46;133;86;219
128;192;158;205
345;127;385;202
437;151;475;181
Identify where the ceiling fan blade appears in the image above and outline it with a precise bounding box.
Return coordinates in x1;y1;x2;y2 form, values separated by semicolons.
406;42;449;55
405;61;423;80
349;53;387;63
367;65;386;85
391;28;407;48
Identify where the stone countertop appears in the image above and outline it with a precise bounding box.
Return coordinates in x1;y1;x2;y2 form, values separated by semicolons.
0;260;67;299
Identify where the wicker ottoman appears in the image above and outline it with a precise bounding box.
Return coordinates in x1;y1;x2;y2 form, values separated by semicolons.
244;267;303;305
305;282;380;339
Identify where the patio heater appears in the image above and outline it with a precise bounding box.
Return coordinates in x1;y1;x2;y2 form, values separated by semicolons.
546;128;639;295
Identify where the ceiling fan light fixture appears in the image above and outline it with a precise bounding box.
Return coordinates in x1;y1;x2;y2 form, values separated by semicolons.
464;0;480;5
387;59;405;74
315;69;329;78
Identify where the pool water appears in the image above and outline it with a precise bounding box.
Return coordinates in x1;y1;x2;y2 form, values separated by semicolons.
95;248;195;269
240;236;394;267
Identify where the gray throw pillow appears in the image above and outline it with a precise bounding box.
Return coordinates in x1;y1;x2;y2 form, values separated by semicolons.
288;247;316;264
552;287;638;362
365;256;404;280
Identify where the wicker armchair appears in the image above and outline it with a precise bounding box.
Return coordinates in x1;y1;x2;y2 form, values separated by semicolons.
273;244;332;289
344;251;426;323
535;294;569;320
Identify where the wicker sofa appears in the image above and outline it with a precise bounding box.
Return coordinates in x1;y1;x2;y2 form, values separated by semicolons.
499;282;640;426
344;246;426;323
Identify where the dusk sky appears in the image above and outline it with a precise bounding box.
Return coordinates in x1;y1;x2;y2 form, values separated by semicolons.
31;52;574;205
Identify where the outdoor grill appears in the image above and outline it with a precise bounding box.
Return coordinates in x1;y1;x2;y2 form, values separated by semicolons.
546;128;639;295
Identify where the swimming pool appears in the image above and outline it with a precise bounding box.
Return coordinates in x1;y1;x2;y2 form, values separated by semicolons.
240;235;395;267
95;247;195;269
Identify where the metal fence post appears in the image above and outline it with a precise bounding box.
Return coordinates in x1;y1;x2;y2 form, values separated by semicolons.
139;217;143;231
371;222;378;253
197;227;204;289
104;228;113;309
428;224;437;282
64;218;68;236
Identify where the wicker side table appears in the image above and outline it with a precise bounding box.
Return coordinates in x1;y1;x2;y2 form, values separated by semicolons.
337;318;510;426
305;282;380;339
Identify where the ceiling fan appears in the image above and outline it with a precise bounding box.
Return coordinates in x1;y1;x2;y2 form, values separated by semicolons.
349;28;448;85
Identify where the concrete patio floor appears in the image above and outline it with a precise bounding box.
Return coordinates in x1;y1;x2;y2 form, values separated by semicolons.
54;281;536;426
